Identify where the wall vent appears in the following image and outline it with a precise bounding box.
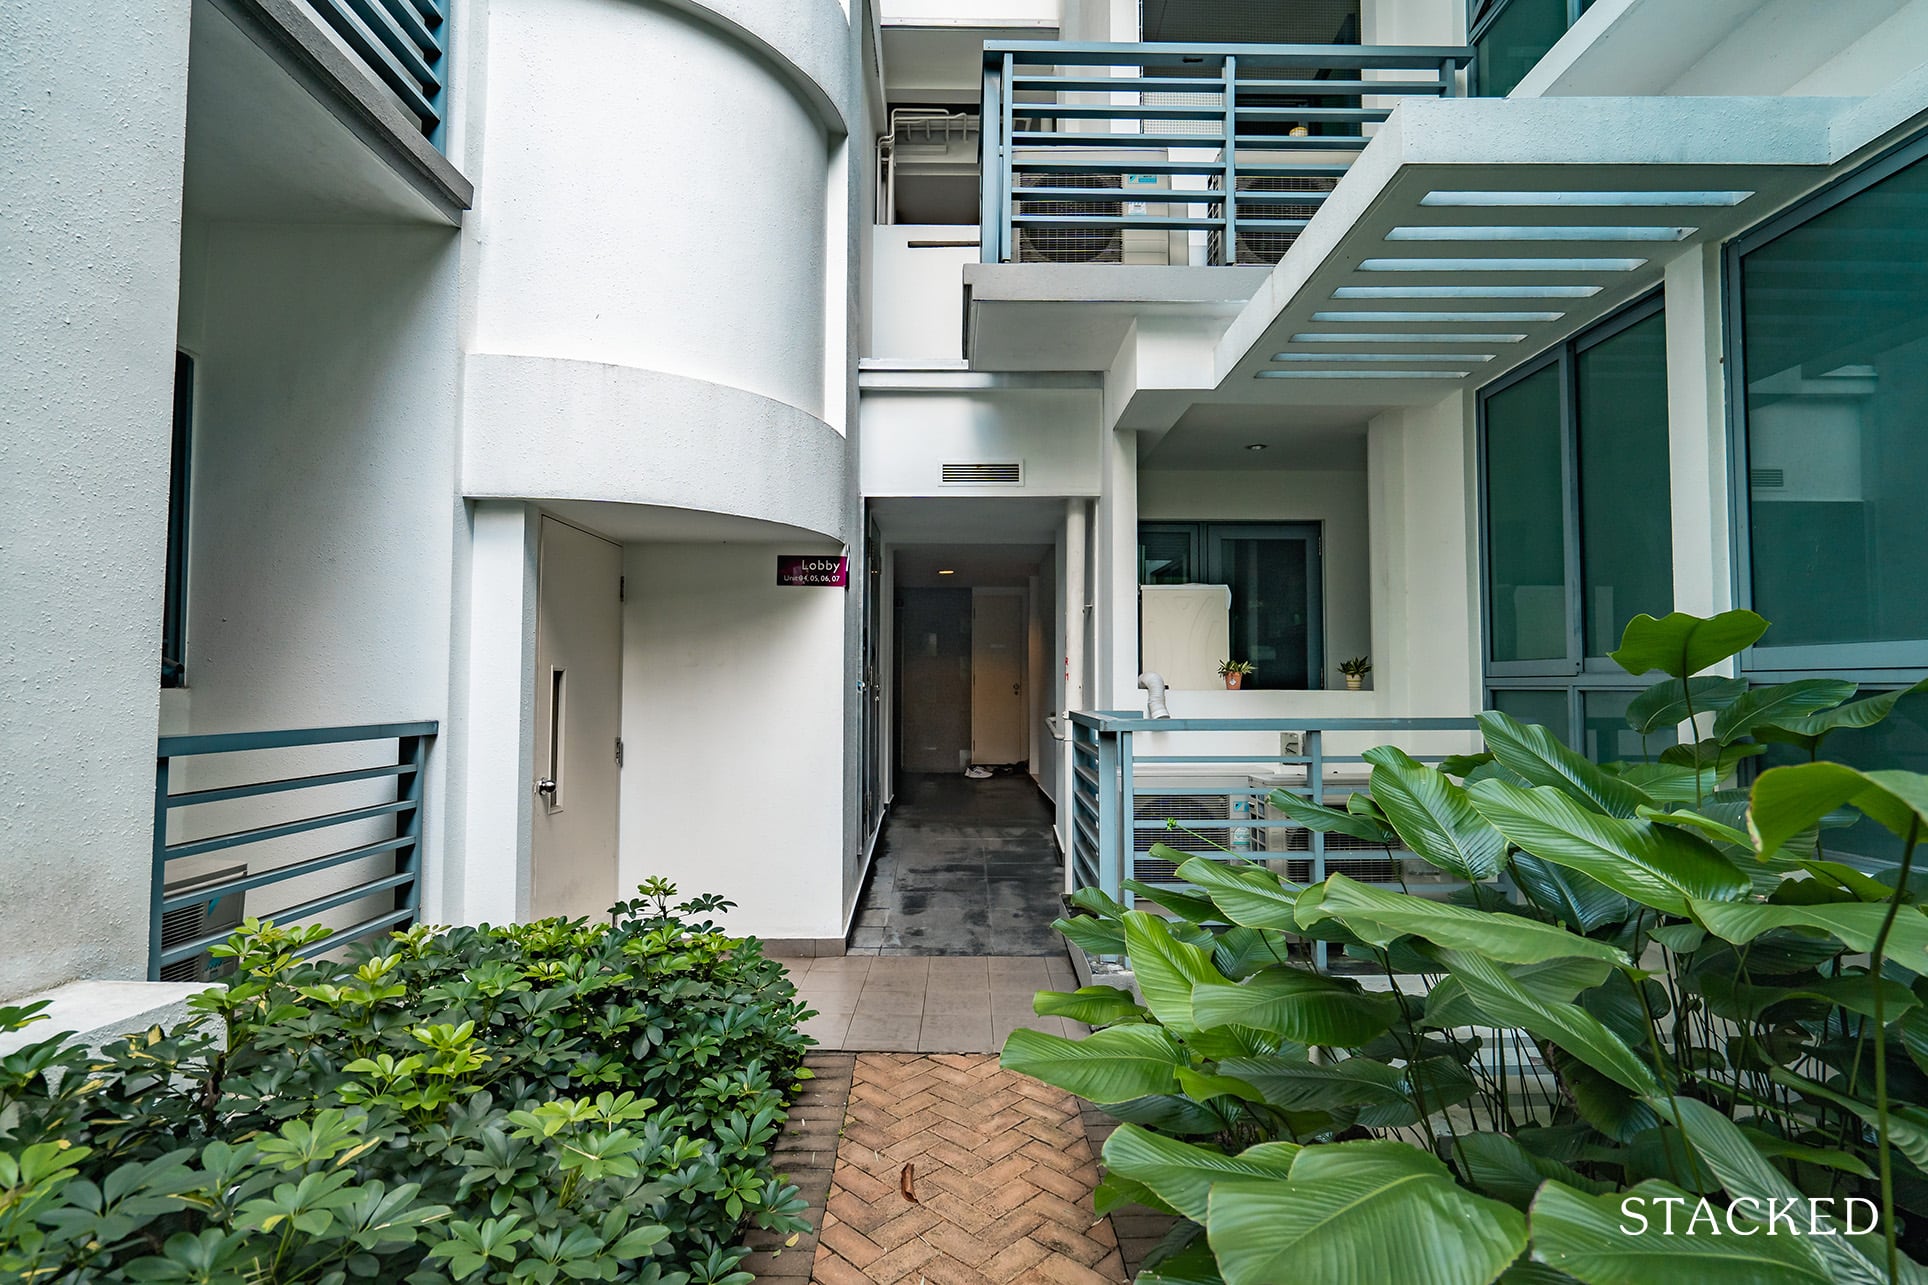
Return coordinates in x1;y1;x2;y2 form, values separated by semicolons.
1750;467;1786;490
941;461;1023;486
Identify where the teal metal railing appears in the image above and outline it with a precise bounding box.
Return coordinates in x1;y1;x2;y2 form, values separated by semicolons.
302;0;450;145
150;722;436;980
980;40;1472;266
1068;712;1482;911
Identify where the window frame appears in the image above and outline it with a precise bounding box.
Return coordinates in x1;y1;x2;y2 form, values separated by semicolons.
162;351;193;689
1136;519;1326;690
1724;127;1928;681
1477;291;1668;750
1468;0;1591;97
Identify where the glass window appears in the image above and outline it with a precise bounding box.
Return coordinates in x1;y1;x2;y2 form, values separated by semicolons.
1473;0;1568;97
1738;149;1928;661
1139;525;1198;585
1492;689;1568;739
1577;311;1674;656
1137;521;1324;690
1484;365;1568;665
163;353;192;688
1581;690;1640;764
1758;690;1928;871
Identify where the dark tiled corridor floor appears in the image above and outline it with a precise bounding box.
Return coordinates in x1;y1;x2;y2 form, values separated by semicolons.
848;773;1064;956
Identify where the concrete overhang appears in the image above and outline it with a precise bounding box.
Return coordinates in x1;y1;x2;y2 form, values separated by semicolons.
1212;94;1847;397
964;264;1272;371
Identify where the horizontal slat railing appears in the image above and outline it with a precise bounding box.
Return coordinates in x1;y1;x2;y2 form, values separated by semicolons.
982;40;1472;266
151;722;436;980
302;0;449;144
1066;712;1481;965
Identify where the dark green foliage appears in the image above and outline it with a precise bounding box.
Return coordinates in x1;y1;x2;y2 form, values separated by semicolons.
0;879;813;1284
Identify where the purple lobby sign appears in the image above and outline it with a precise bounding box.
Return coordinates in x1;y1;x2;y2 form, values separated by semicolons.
777;555;849;587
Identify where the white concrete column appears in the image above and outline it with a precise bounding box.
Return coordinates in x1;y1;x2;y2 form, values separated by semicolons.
1098;429;1141;709
1664;243;1733;620
1058;501;1088;866
452;501;538;925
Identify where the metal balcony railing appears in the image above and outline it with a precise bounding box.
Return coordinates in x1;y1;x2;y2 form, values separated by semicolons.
980;41;1472;266
1067;712;1482;948
151;722;436;980
302;0;451;145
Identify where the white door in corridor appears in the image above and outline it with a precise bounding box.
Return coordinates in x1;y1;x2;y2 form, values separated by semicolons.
971;588;1026;765
531;517;623;920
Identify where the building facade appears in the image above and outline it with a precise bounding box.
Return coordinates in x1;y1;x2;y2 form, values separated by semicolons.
4;0;1927;1012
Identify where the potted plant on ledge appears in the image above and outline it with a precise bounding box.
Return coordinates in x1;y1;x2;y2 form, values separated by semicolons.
1339;655;1372;690
1217;659;1255;690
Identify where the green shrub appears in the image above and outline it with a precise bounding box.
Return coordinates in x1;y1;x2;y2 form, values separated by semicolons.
0;878;813;1284
1005;611;1928;1285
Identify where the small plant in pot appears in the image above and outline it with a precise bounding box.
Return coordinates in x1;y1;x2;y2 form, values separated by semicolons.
1339;654;1371;690
1216;659;1255;690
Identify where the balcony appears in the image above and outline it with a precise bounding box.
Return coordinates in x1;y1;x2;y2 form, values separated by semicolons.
297;0;452;146
978;40;1473;268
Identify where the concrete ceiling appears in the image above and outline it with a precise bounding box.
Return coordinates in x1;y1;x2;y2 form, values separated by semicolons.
882;22;1056;105
894;544;1051;587
543;500;832;546
870;496;1068;544
183;0;447;223
1141;405;1368;470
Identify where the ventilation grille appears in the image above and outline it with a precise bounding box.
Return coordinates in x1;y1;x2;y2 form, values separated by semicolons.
1133;793;1231;883
1282;856;1403;883
159;865;247;983
1015;171;1123;264
1208;173;1338;265
1751;467;1786;490
941;461;1022;486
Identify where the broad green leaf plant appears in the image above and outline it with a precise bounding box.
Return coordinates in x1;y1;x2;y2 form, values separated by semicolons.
1004;611;1928;1285
0;880;813;1284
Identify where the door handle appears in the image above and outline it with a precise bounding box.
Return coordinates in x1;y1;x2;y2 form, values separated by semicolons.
536;778;557;797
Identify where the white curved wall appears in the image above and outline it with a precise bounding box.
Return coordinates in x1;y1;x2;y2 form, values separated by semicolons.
469;0;835;420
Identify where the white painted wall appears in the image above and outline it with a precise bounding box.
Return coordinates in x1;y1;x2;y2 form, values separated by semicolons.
469;0;834;419
1663;245;1734;624
868;228;977;361
1137;468;1374;693
621;544;851;943
0;1;193;997
860;387;1105;495
1366;392;1483;720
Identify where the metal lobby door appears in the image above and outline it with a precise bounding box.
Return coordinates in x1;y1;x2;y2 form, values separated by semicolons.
531;516;623;920
970;588;1026;765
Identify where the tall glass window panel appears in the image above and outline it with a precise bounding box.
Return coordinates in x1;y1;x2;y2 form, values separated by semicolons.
1491;689;1570;744
1139;526;1197;585
1215;528;1320;691
1577;311;1673;657
1485;364;1569;665
1473;0;1567;97
1741;152;1928;654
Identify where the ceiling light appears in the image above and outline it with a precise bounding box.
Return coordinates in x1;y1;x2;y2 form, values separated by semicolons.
1358;257;1648;272
1421;190;1752;207
937;569;955;575
1246;443;1268;452
1272;352;1494;362
1387;225;1694;242
1257;370;1471;379
1311;310;1562;323
1288;332;1526;343
1334;284;1603;299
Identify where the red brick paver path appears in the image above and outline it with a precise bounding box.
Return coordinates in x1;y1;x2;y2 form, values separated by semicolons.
809;1053;1129;1285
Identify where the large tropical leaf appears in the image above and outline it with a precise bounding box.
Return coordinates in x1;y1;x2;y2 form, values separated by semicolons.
1607;610;1768;679
1758;678;1928;756
1207;1142;1527;1285
1434;948;1660;1095
999;1024;1184;1103
1530;1179;1831;1284
1423;957;1614;1030
1268;788;1397;844
1453;1133;1611;1210
1711;679;1858;746
1297;875;1629;967
1613;763;1719;807
1190;967;1400;1047
1124;910;1224;1033
1688;899;1928;974
1508;853;1631;934
1477;712;1651;819
1363;746;1508;881
1032;986;1149;1026
1624;677;1749;736
1212;1054;1408;1114
1469;780;1749;915
1102;1124;1298;1223
1173;856;1302;932
1749;763;1928;857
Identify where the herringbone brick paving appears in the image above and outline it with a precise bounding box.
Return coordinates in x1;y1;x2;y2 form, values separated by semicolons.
809;1053;1129;1284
